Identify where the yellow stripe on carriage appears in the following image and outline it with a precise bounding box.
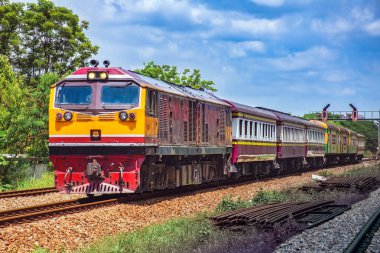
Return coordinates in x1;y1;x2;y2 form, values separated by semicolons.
232;141;277;146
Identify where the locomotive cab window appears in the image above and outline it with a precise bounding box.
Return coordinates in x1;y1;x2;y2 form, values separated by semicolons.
101;84;139;106
56;85;92;105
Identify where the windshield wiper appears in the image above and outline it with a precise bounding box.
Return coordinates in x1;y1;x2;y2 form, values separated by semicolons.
102;105;135;110
109;82;133;88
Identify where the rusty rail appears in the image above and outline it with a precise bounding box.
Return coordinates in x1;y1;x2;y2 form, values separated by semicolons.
0;187;57;199
301;176;379;192
212;201;350;230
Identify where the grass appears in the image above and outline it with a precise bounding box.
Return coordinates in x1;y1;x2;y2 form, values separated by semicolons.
344;164;380;179
14;171;54;190
318;169;334;177
79;214;212;253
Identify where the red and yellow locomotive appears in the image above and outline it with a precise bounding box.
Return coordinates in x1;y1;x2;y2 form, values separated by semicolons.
49;60;232;195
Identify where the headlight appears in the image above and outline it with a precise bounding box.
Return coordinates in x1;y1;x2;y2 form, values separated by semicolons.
129;112;136;120
56;113;63;120
64;112;73;121
87;71;108;81
119;111;128;121
88;72;96;80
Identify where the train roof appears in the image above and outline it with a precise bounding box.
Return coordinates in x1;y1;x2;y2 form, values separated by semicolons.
256;107;309;126
62;66;229;107
326;122;340;131
306;120;325;130
224;100;278;120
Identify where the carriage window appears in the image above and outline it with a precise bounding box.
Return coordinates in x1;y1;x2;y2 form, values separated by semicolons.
101;85;139;105
254;122;258;138
239;120;243;137
244;120;248;137
56;86;92;105
250;121;253;138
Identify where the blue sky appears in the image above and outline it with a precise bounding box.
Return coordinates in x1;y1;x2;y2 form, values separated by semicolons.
21;0;380;115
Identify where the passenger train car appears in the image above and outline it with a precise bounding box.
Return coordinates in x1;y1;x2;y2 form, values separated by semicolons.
49;61;365;195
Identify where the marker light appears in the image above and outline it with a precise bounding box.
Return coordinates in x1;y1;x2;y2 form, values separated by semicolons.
129;112;136;120
88;72;96;80
87;71;108;81
56;113;63;120
119;111;128;121
64;112;73;121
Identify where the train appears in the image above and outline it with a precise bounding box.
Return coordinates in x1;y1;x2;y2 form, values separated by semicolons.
48;60;366;195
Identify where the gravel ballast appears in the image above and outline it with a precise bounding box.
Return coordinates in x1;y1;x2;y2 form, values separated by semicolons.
366;227;380;253
0;161;378;252
275;183;380;253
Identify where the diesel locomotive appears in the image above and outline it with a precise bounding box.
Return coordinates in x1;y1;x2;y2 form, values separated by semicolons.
49;61;365;195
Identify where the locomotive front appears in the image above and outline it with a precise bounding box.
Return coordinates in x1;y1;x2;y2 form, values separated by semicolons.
49;63;148;195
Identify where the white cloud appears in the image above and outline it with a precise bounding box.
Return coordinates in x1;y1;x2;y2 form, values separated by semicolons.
339;87;356;96
229;41;266;57
267;46;336;71
311;18;352;34
365;20;380;36
324;71;350;83
251;0;284;7
230;18;285;35
351;7;374;23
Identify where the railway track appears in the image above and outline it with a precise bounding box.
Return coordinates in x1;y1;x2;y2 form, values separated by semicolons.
1;160;378;228
212;200;350;230
0;187;57;199
344;206;380;253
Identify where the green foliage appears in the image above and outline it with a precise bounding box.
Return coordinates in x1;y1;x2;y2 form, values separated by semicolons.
16;171;54;190
0;0;98;78
134;61;217;92
251;189;287;205
79;215;212;253
215;195;251;212
318;170;334;177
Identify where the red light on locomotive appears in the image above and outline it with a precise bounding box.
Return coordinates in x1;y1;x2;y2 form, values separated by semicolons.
129;112;136;120
56;113;63;120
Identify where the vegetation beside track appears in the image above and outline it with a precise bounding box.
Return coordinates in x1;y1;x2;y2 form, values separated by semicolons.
0;171;54;192
74;164;379;253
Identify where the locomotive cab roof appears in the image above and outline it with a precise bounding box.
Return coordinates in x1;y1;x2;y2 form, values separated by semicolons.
55;66;229;107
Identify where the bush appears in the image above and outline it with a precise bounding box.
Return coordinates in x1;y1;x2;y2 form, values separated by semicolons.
215;195;251;212
16;171;54;190
251;189;287;205
318;170;334;177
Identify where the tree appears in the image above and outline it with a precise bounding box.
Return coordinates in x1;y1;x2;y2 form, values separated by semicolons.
134;61;217;92
0;55;28;178
0;0;98;79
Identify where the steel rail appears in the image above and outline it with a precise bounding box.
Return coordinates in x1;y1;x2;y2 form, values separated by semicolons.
343;206;380;253
0;187;57;199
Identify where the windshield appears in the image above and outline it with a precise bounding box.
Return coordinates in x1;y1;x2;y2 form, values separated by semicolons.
101;85;139;105
56;86;92;105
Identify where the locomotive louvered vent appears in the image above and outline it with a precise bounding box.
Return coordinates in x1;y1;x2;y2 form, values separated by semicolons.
77;113;92;121
99;112;115;120
159;96;169;140
169;111;173;143
202;104;207;143
184;121;188;142
188;101;196;142
219;108;225;141
205;124;209;142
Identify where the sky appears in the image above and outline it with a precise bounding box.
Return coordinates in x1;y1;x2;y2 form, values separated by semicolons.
19;0;380;115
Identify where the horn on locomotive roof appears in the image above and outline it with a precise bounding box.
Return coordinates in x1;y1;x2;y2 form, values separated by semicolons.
103;60;110;67
90;59;99;67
